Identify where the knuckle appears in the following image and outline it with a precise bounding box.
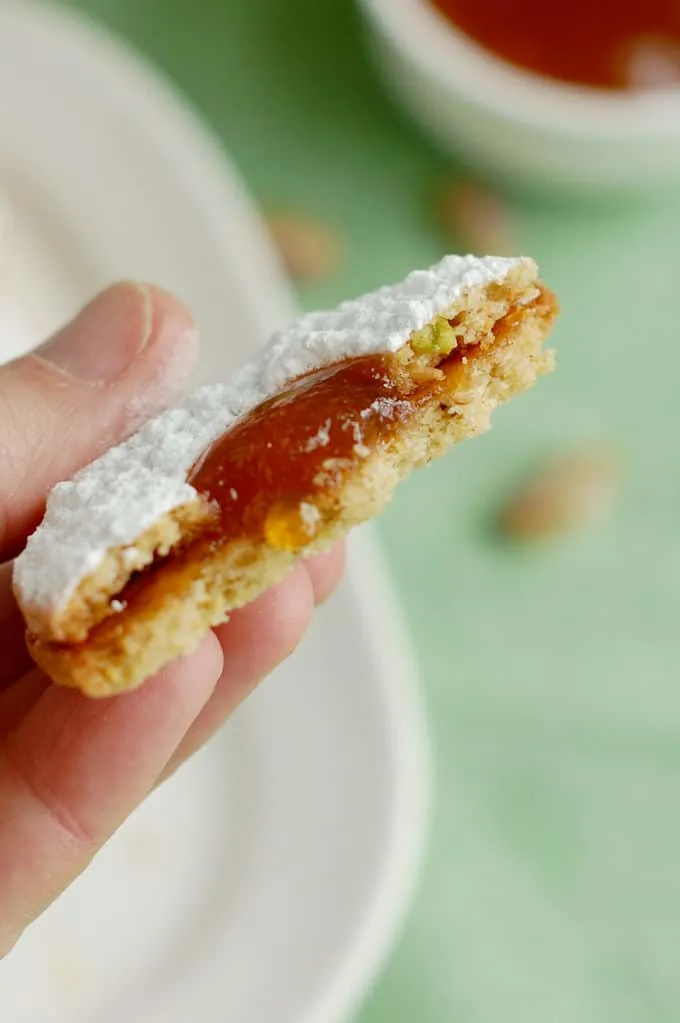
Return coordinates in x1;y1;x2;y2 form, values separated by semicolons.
1;738;96;851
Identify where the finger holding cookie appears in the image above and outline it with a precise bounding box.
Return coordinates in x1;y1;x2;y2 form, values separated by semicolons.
0;284;339;956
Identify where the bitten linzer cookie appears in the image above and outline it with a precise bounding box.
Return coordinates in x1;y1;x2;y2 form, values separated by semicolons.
14;255;558;697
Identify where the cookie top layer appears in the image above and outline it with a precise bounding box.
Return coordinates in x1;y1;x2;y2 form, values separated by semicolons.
14;254;529;614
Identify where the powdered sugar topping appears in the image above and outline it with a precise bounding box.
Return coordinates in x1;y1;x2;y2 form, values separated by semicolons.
14;254;530;613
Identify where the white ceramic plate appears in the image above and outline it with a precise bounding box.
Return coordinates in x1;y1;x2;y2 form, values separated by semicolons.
0;2;430;1021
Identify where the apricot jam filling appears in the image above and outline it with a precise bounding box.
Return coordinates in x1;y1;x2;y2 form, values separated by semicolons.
432;0;680;91
188;351;450;551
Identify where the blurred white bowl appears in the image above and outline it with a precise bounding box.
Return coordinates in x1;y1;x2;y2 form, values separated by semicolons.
359;0;680;192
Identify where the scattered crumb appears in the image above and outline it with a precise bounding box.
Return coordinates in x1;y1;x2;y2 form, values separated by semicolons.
497;447;620;541
229;487;238;501
313;457;352;488
362;396;411;420
437;180;515;256
266;211;341;282
304;418;332;451
299;501;321;535
110;598;126;613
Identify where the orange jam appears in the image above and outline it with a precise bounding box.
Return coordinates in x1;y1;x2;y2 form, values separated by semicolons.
188;353;443;551
432;0;680;90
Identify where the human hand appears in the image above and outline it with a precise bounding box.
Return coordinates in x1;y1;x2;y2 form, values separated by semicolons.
0;284;344;957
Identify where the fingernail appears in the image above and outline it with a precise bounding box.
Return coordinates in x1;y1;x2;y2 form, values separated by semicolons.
35;282;154;382
123;322;199;432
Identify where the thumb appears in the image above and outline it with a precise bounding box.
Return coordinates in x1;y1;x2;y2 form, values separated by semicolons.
0;282;197;557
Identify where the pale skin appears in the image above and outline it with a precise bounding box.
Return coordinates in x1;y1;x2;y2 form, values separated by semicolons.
0;283;345;957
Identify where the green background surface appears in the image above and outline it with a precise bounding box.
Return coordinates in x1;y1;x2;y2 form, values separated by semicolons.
63;1;680;1019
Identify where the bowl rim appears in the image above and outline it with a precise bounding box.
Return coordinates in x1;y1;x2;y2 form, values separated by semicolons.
359;0;680;138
